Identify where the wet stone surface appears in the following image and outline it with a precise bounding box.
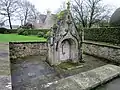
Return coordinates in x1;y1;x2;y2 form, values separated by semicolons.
46;65;120;90
11;56;60;90
0;43;12;90
95;78;120;90
11;54;109;90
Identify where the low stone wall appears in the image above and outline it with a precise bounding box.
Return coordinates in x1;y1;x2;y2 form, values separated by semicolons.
9;40;120;63
83;41;120;63
9;42;48;59
44;64;120;90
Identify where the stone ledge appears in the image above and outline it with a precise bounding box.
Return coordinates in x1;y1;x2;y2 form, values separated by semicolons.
9;41;47;44
83;40;120;49
44;64;120;90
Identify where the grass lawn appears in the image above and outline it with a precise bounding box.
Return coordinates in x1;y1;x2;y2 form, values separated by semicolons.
0;34;47;42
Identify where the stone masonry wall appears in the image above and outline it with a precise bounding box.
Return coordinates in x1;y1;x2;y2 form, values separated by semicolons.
9;41;120;63
83;41;120;63
9;42;48;59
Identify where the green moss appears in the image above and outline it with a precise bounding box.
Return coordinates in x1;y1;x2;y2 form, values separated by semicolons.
57;10;67;20
57;61;81;70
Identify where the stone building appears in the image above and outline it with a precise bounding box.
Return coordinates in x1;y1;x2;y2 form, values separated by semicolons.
33;11;57;29
48;2;82;65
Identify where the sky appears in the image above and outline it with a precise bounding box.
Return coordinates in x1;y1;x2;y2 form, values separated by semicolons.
28;0;120;14
28;0;65;14
4;0;120;26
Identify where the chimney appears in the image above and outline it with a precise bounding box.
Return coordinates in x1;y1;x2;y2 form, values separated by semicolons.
47;10;51;16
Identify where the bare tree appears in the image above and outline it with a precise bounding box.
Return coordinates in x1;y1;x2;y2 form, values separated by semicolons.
56;1;67;13
27;6;40;23
72;0;111;28
17;0;40;25
17;0;31;25
0;0;18;29
16;11;24;26
0;16;6;27
0;19;8;27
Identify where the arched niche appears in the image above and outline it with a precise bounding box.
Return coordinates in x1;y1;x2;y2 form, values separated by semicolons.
58;38;79;62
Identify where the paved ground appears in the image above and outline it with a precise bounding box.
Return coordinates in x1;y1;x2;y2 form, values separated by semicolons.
0;43;116;90
1;42;118;90
11;56;59;90
11;54;109;90
45;65;120;90
0;43;12;90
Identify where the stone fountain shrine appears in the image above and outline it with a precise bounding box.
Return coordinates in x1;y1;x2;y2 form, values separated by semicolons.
48;2;82;65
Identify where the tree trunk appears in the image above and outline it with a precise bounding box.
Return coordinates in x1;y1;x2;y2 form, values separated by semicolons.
88;3;95;28
71;14;84;62
8;13;12;29
24;10;28;25
88;22;92;28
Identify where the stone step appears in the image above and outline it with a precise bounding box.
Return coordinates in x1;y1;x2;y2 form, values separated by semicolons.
44;64;120;90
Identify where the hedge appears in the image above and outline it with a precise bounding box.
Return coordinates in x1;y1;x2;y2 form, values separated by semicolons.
0;28;8;34
3;27;120;44
7;29;50;35
25;29;50;35
84;27;120;44
7;29;18;33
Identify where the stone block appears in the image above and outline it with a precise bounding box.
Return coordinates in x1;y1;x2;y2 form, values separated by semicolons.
46;64;120;90
46;78;82;90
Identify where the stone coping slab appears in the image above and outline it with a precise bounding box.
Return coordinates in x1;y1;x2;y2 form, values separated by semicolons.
44;64;120;90
9;41;47;44
83;40;120;49
0;43;12;90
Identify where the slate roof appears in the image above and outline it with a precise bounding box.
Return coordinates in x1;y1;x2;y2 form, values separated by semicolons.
39;14;47;23
33;13;57;29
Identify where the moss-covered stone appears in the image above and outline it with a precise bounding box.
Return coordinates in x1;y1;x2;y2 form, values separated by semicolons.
57;61;82;70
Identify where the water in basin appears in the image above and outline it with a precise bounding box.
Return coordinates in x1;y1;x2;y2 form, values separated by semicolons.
95;78;120;90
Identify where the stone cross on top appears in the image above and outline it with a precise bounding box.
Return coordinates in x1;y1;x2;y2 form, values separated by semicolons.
67;1;70;10
66;1;72;30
